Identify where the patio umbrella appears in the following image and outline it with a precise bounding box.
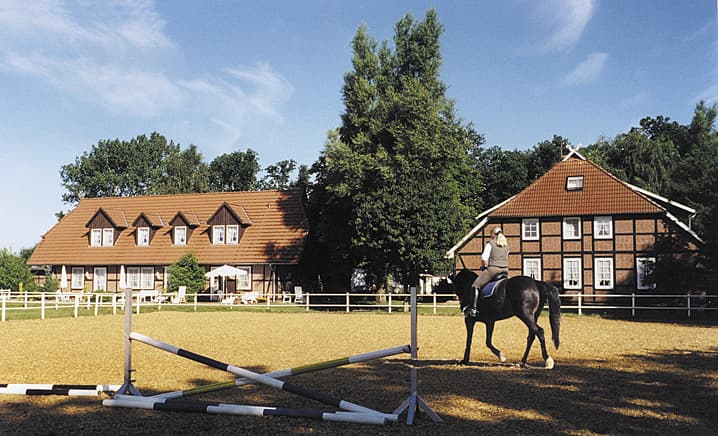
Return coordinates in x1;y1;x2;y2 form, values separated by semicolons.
119;265;127;290
205;265;247;295
60;265;68;290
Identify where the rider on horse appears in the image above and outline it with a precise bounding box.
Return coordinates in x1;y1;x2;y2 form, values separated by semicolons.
465;226;509;317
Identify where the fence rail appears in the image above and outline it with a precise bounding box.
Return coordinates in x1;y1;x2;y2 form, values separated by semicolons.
0;290;714;322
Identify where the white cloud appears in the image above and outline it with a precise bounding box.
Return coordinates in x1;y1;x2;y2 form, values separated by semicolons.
561;52;608;86
535;0;595;52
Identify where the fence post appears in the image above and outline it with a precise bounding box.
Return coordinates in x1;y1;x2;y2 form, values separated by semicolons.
433;293;437;315
631;293;636;317
266;293;270;310
41;293;46;320
578;292;582;316
346;292;350;313
194;294;198;311
687;292;691;319
388;293;392;314
305;292;310;311
136;295;141;315
112;294;117;315
74;295;79;318
2;295;6;322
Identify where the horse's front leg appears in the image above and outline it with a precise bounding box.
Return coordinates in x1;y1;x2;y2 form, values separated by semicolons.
461;317;475;364
484;320;506;362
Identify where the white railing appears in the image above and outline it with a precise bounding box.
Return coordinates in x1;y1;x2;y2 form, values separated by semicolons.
0;290;714;321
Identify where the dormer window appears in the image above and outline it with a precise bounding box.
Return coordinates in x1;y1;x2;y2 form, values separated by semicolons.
137;227;150;246
91;229;102;247
213;225;226;244
174;226;187;245
566;176;584;191
102;228;114;246
227;225;239;244
91;227;114;246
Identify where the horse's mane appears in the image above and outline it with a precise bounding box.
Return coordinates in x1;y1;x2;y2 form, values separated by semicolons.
452;269;477;297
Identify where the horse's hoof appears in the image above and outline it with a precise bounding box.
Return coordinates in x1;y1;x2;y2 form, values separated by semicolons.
499;352;507;363
545;357;555;369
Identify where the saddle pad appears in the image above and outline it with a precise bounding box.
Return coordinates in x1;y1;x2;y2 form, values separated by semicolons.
481;278;505;299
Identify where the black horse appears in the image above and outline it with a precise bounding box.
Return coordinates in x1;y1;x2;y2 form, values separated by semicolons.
452;269;561;368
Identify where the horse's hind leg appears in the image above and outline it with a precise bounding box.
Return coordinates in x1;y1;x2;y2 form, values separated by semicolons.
461;317;475;364
518;313;553;369
484;321;506;362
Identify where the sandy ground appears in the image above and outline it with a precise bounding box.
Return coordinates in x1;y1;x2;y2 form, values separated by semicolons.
0;311;716;435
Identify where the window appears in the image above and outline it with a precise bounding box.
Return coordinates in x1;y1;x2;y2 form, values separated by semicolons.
227;225;239;244
127;267;141;289
93;267;107;291
71;267;84;289
636;257;656;290
563;217;581;240
522;218;539;240
594;258;614;289
213;225;225;244
594;216;613;239
174;226;187;245
563;258;582;289
235;266;252;290
102;228;114;246
137;227;150;246
140;267;154;289
523;258;542;280
91;229;102;247
566;176;584;191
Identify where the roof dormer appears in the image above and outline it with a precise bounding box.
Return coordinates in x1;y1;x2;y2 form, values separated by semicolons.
207;202;253;245
85;208;126;247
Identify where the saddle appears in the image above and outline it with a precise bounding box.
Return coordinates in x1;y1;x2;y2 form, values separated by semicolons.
479;272;508;299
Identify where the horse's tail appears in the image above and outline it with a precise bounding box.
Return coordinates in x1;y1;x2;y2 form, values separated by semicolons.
542;282;561;349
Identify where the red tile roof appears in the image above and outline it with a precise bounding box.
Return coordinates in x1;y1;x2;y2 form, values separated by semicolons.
490;156;663;217
28;190;308;266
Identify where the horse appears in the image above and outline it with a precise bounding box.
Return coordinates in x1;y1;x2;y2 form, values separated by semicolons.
452;269;561;368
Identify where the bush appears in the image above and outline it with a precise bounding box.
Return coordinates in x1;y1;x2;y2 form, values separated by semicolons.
0;248;33;291
167;252;206;294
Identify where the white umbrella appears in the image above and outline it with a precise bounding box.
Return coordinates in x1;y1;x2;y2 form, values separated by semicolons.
204;264;248;279
119;265;127;290
60;265;68;290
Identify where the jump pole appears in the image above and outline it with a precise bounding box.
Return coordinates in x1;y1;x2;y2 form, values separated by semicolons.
128;331;398;422
0;383;120;397
115;285;141;396
393;286;443;424
153;344;411;400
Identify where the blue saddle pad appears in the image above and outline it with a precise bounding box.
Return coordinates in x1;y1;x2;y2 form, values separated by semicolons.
480;278;505;299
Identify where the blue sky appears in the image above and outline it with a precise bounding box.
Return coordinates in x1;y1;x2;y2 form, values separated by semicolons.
0;0;716;251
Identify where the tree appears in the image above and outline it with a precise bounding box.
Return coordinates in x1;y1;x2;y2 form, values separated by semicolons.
167;252;206;294
60;132;208;204
259;159;297;190
0;249;33;291
209;149;261;191
308;10;483;287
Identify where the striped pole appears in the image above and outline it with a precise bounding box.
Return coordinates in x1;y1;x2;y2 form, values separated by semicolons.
153;344;410;400
104;396;387;425
129;332;397;421
0;383;120;397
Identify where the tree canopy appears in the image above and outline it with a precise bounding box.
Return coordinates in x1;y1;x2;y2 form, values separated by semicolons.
0;249;33;291
307;10;484;287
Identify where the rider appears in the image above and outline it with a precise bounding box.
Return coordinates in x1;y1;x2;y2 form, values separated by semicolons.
467;227;509;316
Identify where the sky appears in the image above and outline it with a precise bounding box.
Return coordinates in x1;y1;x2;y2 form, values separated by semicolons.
0;0;716;251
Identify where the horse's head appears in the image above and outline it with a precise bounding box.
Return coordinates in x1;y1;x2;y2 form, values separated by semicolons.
452;269;477;308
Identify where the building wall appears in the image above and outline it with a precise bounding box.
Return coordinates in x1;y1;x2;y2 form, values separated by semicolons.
454;214;696;295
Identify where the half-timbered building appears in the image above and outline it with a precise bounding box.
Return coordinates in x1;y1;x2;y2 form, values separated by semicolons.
447;150;703;296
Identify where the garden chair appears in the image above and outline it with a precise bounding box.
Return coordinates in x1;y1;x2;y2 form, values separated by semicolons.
172;286;187;304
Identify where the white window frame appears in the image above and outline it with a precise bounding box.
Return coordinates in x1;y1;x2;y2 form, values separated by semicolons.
91;229;102;247
636;257;656;290
71;267;85;290
594;216;613;239
213;225;225;244
235;266;252;290
140;267;154;289
566;176;584;191
523;258;542;281
137;227;150;246
563;258;582;290
93;267;107;291
563;217;581;240
127;267;141;289
522;218;539;241
227;225;239;244
174;226;187;245
102;228;114;246
594;257;614;290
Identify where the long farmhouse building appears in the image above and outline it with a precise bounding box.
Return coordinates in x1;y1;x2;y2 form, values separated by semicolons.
27;189;308;298
447;150;704;296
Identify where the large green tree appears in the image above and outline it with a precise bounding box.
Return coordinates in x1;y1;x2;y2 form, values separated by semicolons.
60;132;209;204
308;10;483;287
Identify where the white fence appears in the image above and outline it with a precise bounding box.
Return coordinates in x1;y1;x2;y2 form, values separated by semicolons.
0;290;715;321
